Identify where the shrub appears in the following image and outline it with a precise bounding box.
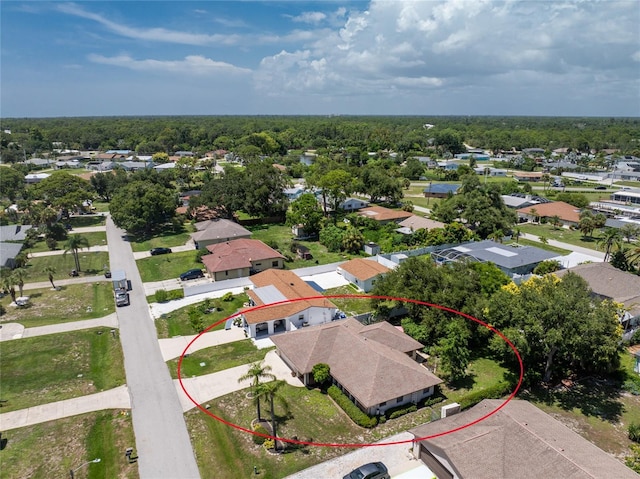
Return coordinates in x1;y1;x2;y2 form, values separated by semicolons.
221;291;234;302
630;422;640;443
196;249;210;263
623;379;640;396
252;423;269;445
458;381;513;410
388;404;417;420
46;237;57;250
167;289;184;301
263;438;275;450
154;289;168;302
327;385;377;428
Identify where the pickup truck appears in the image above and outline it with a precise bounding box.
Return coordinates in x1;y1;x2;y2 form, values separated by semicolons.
115;289;130;307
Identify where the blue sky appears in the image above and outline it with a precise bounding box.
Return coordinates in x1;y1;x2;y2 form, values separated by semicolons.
1;1;639;117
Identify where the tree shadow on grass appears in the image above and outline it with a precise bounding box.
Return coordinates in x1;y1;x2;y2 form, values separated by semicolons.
524;378;624;423
447;372;477;391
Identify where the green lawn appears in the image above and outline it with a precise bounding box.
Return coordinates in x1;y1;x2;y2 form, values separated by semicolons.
137;250;202;282
92;200;111;213
1;410;139;479
324;286;375;315
155;293;248;338
507;238;571;255
167;340;272;379
128;223;195;252
23;252;110;282
67;215;107;228
441;357;510;404
517;223;603;250
26;231;107;253
0;327;126;412
0;283;115;328
248;224;351;268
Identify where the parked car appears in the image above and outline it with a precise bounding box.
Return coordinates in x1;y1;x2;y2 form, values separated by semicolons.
343;462;390;479
594;185;607;190
179;269;204;281
115;290;130;307
150;247;172;256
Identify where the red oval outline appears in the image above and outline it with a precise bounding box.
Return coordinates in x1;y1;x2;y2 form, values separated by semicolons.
178;294;523;448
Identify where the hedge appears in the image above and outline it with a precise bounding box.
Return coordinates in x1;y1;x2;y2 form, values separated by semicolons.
154;288;184;302
458;381;513;410
327;385;377;428
388;404;417;420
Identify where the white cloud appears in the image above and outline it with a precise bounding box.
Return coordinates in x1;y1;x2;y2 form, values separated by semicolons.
88;54;252;75
57;3;241;45
290;11;327;24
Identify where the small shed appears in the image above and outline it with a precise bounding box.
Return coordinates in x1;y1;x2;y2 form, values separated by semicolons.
363;242;380;256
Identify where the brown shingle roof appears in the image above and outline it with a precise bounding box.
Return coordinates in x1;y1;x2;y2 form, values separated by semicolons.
411;399;640;479
555;262;640;316
191;218;251;241
242;269;335;324
397;215;445;230
357;206;413;223
338;258;390;281
272;318;441;409
202;239;284;273
517;201;581;223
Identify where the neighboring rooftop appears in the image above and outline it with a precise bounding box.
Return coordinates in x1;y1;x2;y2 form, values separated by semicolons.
243;269;335;324
410;399;640;479
202;238;284;273
357;206;413;223
191;218;251;242
396;215;445;232
338;258;390;281
0;224;33;242
517;201;582;223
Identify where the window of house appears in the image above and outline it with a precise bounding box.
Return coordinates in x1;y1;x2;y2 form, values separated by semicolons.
396;396;404;403
255;262;262;266
272;261;279;267
298;315;304;320
225;271;228;276
423;388;430;394
379;401;387;406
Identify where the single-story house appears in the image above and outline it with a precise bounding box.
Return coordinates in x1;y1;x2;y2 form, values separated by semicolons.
117;161;154;171
271;318;443;416
284;185;306;201
555;262;640;334
423;184;461;198
23;158;53;168
0;224;33;241
611;190;640;205
410;399;640;479
24;173;51;184
202;238;285;281
396;215;445;235
501;194;550;209
0;242;25;269
339;198;369;211
455;153;490;161
473;167;507;177
431;240;557;277
174;150;194;157
55;160;83;169
337;258;390;292
517;201;581;226
357;206;413;225
512;171;543;182
437;161;462;171
191;218;252;250
241;269;337;338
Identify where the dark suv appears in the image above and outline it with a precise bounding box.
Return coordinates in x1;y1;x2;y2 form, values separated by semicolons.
343;462;389;479
179;269;204;281
150;247;172;256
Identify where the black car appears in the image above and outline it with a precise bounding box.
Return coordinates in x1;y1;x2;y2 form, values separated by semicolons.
343;462;390;479
150;247;172;256
594;185;607;190
179;269;204;281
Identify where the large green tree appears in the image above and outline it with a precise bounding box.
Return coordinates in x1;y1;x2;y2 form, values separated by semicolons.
30;172;94;216
486;273;622;384
0;166;25;201
110;181;177;234
243;160;289;218
286;193;323;237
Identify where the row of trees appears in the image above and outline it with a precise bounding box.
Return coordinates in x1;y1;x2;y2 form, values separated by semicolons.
371;257;622;386
3;116;639;162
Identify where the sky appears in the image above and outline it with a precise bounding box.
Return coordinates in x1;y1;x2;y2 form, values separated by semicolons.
1;1;639;118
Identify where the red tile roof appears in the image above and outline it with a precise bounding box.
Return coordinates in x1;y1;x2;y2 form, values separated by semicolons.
202;239;284;273
517;201;581;223
338;258;390;281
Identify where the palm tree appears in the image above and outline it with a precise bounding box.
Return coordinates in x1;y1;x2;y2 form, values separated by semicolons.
626;246;640;271
1;275;17;304
539;235;549;245
255;379;289;451
529;208;538;224
597;227;623;262
238;361;276;421
550;215;562;230
514;227;521;244
12;268;26;298
64;234;90;272
44;266;57;289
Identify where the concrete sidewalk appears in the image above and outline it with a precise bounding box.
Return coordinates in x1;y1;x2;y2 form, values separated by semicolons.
0;313;119;341
132;239;196;260
520;233;606;259
29;245;109;257
0;385;131;431
158;327;246;361
176;350;304;412
22;275;108;291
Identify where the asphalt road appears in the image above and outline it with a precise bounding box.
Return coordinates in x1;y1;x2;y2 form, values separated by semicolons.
106;216;200;479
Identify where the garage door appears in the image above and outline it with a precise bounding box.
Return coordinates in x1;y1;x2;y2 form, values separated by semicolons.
419;445;454;479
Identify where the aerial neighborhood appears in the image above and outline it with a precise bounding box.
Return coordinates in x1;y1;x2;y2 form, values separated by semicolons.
1;116;640;478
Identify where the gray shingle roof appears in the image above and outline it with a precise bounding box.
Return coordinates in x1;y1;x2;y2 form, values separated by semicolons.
411;399;640;479
448;240;557;269
0;225;33;241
